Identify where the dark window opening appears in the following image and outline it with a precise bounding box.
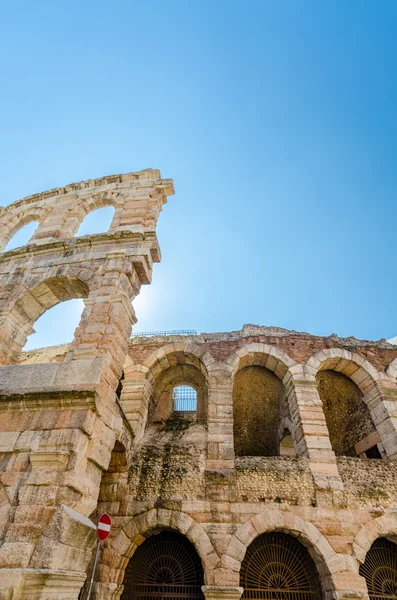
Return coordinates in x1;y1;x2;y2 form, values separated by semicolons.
365;445;382;459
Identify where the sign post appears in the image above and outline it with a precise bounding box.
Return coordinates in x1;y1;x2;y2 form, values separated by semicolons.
85;513;112;600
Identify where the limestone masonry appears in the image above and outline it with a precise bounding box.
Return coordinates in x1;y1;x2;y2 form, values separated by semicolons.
1;170;397;600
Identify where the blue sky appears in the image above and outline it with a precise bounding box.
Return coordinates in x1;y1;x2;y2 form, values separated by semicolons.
0;0;396;349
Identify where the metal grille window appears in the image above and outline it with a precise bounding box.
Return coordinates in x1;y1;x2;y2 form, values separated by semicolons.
360;537;397;600
173;386;197;412
121;531;204;600
240;532;322;600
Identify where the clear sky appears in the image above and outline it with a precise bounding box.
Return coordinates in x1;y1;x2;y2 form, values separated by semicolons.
0;0;396;350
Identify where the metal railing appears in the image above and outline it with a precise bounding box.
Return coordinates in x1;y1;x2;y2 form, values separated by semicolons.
131;330;197;338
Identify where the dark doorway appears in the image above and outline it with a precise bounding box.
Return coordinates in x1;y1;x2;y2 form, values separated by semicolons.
240;532;322;599
121;531;205;600
360;537;397;600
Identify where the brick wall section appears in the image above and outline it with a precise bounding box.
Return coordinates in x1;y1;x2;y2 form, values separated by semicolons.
129;326;397;372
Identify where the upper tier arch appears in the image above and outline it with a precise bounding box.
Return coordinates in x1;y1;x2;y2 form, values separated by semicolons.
304;348;383;395
0;169;174;249
225;342;296;380
143;341;215;382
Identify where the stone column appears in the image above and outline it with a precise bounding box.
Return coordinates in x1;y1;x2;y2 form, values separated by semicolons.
284;371;344;507
119;377;152;441
206;364;235;470
202;586;244;600
30;194;76;243
68;254;138;389
365;384;397;460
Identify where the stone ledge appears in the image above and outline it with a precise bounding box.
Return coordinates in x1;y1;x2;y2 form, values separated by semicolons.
0;229;159;263
0;357;104;398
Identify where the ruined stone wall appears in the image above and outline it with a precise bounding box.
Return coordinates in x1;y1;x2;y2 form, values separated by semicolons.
129;324;397;371
0;170;174;600
1;169;397;600
4;316;397;600
93;329;397;600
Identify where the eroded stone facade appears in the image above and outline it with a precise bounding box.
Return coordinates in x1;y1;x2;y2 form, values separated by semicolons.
1;172;397;600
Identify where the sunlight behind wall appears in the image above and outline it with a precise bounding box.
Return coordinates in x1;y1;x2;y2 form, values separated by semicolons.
23;299;85;351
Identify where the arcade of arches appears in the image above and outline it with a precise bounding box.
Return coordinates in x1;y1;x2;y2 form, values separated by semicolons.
1;172;397;600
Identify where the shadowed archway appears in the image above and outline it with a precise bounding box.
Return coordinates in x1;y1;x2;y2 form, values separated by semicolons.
360;537;397;600
121;530;205;600
240;532;323;600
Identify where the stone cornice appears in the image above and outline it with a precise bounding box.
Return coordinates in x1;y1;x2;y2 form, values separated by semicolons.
3;169;174;212
0;230;159;264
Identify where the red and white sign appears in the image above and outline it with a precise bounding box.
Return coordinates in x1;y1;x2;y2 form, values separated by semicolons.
97;513;112;541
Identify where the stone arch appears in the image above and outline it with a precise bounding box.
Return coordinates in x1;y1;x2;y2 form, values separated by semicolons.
387;359;397;381
0;273;91;363
121;529;205;600
353;512;397;565
0;206;49;252
143;343;215;424
222;510;340;594
305;348;381;396
306;349;384;458
64;192;123;237
225;343;296;378
100;509;219;590
144;342;215;380
226;344;296;457
75;205;116;237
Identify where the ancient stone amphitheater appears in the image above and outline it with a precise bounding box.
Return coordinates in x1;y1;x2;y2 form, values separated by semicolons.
1;170;397;600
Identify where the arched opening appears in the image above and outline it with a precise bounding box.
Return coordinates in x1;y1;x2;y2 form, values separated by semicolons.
76;206;115;236
240;532;323;599
233;366;286;457
316;370;381;458
121;531;204;600
4;221;39;252
0;275;89;363
279;429;295;457
360;537;397;600
23;298;85;351
151;364;207;424
173;385;197;413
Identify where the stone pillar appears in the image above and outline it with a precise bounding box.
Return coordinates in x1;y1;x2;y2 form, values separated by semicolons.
119;376;152;440
202;586;244;600
30;195;77;243
67;256;138;398
284;372;344;507
365;384;397;460
206;364;235;470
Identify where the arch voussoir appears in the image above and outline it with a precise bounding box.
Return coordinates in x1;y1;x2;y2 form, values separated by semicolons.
225;343;296;379
109;508;219;585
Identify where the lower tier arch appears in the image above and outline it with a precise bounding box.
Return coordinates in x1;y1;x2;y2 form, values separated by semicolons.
121;530;205;600
240;532;323;600
360;537;397;600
